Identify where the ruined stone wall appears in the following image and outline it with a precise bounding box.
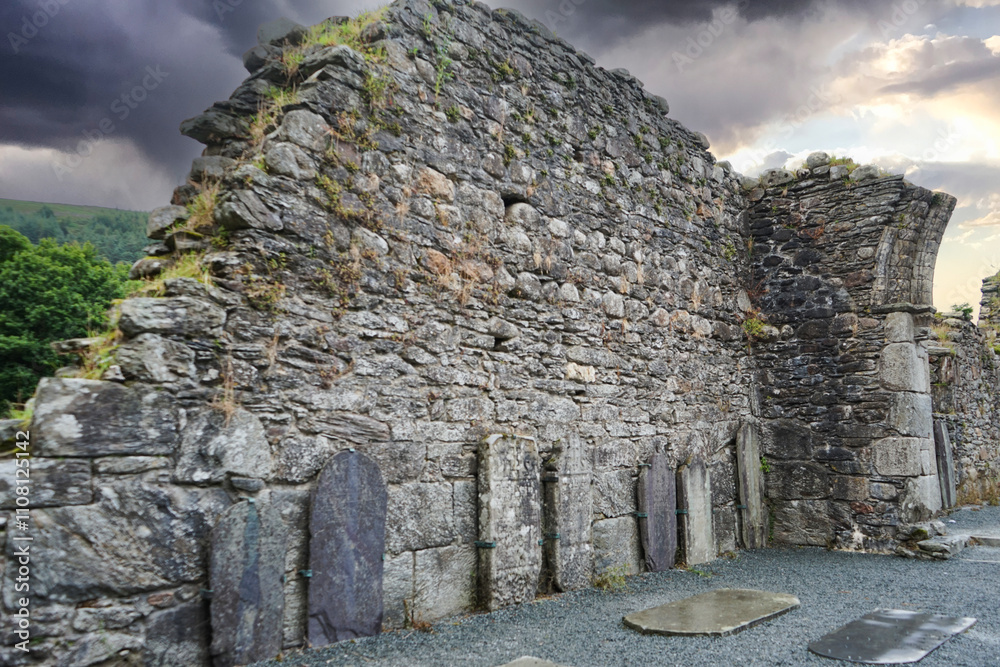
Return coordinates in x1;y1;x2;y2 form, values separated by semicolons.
929;281;1000;500
0;1;977;665
746;162;957;551
0;2;760;664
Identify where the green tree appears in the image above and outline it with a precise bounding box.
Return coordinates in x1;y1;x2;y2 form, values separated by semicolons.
0;226;130;414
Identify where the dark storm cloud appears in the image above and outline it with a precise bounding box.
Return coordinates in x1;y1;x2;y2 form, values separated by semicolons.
0;0;380;181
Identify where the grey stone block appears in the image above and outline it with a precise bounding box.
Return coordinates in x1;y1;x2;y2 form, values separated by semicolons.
0;458;91;509
542;433;594;591
210;496;286;667
678;458;715;566
889;393;933;438
175;409;273;484
32;378;179;457
477;434;542;611
736;424;767;549
3;480;228;606
593;516;642;576
119;297;226;338
873;437;923;477
414;545;476;621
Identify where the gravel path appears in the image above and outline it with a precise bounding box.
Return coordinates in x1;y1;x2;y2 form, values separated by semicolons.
255;506;1000;667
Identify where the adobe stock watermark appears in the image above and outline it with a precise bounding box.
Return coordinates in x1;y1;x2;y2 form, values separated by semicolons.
539;0;588;34
743;83;842;172
877;0;929;38
213;0;247;22
7;0;72;54
52;65;169;181
9;428;32;653
672;0;750;73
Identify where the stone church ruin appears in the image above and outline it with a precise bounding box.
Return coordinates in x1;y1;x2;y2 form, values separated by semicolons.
2;1;999;665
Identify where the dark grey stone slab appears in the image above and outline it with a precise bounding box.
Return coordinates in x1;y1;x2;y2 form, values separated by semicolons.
808;609;977;664
309;450;387;646
624;588;800;637
636;454;676;572
736;424;768;549
210;495;286;667
933;421;956;509
677;458;714;566
542;434;593;592
478;434;542;610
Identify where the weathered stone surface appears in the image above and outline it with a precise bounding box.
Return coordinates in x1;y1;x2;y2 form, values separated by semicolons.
215;189;283;232
0;458;91;509
477;434;542;611
175;409;273;484
382;552;413;629
677;458;714;565
32;378;179;457
386;482;455;553
933;420;957;509
145;600;211;667
808;610;976;664
736;424;767;549
592;516;642;576
636;454;676;572
766;462;830;500
889;392;933;438
873;437;924;477
210;496;287;667
309;451;387;646
884;312;915;343
94;456;170;475
413;545;476;621
771;499;830;546
274;109;330;150
119;297;226;338
624;589;801;637
880;343;930;392
2;480;228;606
542;433;593;591
115;333;197;383
901;475;943;521
148;205;189;240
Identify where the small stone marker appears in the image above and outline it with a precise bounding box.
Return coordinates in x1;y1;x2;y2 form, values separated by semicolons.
210;495;287;667
478;434;542;610
623;588;800;637
933;421;957;509
542;434;593;591
808;609;976;664
636;454;676;572
677;458;714;565
309;450;387;646
735;424;767;548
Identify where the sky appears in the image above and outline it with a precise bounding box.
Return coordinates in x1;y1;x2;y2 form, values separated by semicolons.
1;0;998;314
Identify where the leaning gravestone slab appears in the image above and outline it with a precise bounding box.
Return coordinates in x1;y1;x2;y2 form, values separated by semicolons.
808;609;976;664
736;424;767;548
636;454;676;572
624;588;800;637
677;457;714;565
933;421;957;509
542;434;593;591
210;494;287;667
309;450;387;647
478;434;542;610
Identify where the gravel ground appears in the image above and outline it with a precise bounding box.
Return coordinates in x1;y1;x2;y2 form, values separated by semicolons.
255;506;1000;667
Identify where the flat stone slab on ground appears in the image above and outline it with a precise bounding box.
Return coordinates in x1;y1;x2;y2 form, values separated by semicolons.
971;534;1000;547
623;588;800;637
808;609;976;664
499;658;568;667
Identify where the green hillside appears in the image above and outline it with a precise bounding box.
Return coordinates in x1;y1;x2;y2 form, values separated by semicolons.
0;198;149;266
